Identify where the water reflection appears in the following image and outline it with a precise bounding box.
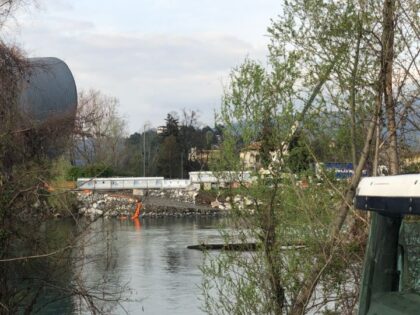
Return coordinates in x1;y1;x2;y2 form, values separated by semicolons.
133;218;141;232
81;216;224;315
3;219;78;314
6;216;224;314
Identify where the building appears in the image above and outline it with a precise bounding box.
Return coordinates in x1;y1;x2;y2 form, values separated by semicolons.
156;126;166;135
239;142;262;170
239;142;285;171
188;147;220;167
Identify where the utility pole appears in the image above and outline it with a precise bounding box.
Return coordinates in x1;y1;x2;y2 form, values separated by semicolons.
181;151;184;178
143;127;146;177
143;122;150;177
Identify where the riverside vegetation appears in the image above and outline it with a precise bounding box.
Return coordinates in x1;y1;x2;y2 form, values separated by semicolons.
0;43;130;313
201;0;420;314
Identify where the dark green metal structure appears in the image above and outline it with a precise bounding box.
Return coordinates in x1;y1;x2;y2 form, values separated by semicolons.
356;175;420;314
19;57;77;123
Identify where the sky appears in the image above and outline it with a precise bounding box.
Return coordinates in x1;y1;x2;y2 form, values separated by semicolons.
7;0;281;133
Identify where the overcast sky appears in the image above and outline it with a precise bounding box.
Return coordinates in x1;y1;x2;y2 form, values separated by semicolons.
7;0;281;133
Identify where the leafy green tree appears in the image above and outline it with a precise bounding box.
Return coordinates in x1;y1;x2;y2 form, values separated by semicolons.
204;48;341;314
203;0;420;314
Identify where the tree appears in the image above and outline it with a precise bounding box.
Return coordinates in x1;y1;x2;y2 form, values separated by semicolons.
0;30;128;315
71;89;127;174
292;0;419;311
0;0;26;29
121;132;143;176
204;45;341;315
156;113;180;178
202;0;420;314
163;112;179;138
382;0;398;175
157;135;180;178
179;109;209;176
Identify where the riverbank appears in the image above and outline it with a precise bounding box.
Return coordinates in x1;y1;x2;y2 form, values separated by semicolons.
77;191;226;218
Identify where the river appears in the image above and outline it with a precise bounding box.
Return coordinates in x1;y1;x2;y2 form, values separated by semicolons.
42;216;224;315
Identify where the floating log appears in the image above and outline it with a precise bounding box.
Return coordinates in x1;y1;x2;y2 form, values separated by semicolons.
187;242;306;251
187;243;257;251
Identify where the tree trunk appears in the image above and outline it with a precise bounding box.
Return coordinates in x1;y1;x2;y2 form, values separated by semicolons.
373;114;381;176
349;17;362;170
382;0;399;175
262;181;285;314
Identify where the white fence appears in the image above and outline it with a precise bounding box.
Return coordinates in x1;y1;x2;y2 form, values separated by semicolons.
77;177;165;190
189;171;252;183
162;179;191;189
76;171;252;190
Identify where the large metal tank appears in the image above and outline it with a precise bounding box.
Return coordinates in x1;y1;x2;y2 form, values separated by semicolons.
19;57;77;122
17;57;78;157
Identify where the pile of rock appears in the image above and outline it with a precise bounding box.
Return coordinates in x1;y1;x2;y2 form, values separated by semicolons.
136;188;198;204
141;199;220;217
76;191;221;219
209;195;255;212
76;189;258;219
77;192;136;219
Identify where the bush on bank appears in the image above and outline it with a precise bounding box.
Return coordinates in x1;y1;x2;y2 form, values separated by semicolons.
66;163;115;180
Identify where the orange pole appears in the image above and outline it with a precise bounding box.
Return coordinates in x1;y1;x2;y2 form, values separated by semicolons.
131;201;142;219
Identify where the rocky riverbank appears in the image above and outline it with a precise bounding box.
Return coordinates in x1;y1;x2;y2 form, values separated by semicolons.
77;191;224;219
76;187;258;219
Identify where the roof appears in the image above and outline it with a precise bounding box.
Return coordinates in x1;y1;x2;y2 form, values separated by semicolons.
241;142;262;151
19;57;77;122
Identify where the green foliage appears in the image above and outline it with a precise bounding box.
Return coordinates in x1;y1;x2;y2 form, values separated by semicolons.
201;0;390;313
50;156;72;180
202;179;363;314
163;113;180;138
153;111;223;178
402;163;420;175
285;135;314;173
47;190;78;216
66;163;115;180
157;135;180;178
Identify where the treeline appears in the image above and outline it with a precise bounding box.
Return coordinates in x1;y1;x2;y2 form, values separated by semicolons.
68;87;420;181
68;91;223;179
121;113;222;178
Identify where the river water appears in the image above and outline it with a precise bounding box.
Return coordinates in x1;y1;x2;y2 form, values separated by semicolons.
17;215;420;314
46;216;224;315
